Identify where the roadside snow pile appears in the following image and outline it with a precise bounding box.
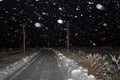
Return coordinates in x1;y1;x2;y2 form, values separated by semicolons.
54;50;96;80
71;68;96;80
0;52;38;80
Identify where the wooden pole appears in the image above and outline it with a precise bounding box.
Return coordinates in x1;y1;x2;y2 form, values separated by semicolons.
23;23;26;54
66;21;70;54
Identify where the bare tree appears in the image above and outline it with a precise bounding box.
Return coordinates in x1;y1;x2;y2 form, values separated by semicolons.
110;55;120;70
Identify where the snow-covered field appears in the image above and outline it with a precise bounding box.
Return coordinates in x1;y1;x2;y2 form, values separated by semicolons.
54;50;96;80
0;52;38;80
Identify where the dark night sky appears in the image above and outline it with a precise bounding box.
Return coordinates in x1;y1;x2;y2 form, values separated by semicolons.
0;0;120;48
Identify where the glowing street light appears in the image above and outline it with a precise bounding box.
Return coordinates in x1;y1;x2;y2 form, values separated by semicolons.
57;19;70;54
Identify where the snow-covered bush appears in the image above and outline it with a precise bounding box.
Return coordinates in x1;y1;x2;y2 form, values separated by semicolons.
58;48;120;80
85;54;107;79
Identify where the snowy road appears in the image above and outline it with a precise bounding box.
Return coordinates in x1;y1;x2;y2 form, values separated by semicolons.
5;49;65;80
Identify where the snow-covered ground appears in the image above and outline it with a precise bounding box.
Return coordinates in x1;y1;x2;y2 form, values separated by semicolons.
54;50;96;80
0;52;38;80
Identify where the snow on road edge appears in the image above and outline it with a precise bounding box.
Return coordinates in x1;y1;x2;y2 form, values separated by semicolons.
53;49;96;80
0;52;38;80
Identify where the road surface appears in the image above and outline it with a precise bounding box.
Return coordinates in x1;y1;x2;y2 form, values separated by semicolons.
5;49;65;80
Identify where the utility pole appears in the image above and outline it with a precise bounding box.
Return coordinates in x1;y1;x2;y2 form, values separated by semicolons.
23;23;27;54
66;21;70;54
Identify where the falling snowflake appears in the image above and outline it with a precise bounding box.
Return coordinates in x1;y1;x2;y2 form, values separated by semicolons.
45;27;48;30
96;4;104;10
58;7;63;11
103;23;107;27
35;22;42;28
101;37;106;41
35;0;39;1
53;3;56;5
5;11;8;13
80;14;83;16
75;33;78;36
88;1;94;5
57;19;63;24
93;43;96;46
42;12;48;15
74;16;78;18
7;33;10;36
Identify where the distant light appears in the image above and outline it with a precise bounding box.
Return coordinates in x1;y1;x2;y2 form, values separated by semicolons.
96;4;104;10
35;22;42;28
0;0;3;2
57;19;63;24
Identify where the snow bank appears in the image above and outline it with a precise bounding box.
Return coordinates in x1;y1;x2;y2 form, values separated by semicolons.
0;52;38;80
54;50;96;80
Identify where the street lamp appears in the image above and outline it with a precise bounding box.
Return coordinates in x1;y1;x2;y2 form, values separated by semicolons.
22;22;42;54
57;19;70;54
